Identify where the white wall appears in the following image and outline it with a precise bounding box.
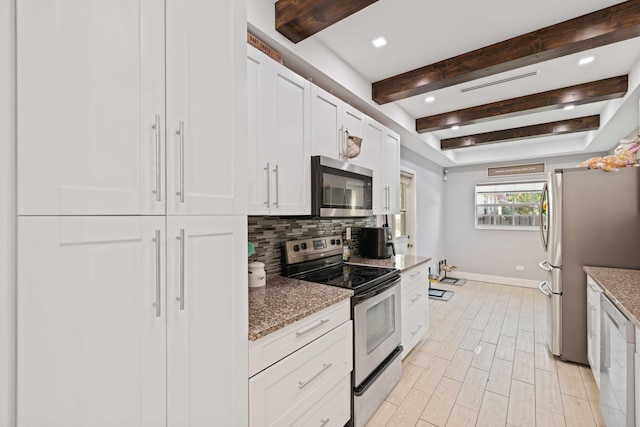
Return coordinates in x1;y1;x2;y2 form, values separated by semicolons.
443;153;606;282
400;147;445;274
0;0;15;425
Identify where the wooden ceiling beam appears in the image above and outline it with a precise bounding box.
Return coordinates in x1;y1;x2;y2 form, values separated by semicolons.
275;0;378;43
440;115;600;150
372;0;640;104
416;75;627;133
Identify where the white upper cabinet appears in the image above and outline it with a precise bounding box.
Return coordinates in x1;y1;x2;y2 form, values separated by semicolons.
18;0;246;216
247;45;311;216
17;0;165;216
381;128;401;214
352;116;382;178
310;85;365;161
166;215;247;427
18;216;167;426
166;0;246;215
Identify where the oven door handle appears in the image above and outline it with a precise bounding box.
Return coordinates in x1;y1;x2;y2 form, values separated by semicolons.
354;277;401;304
354;345;403;397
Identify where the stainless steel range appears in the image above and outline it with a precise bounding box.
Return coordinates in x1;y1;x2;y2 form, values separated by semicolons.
282;235;402;427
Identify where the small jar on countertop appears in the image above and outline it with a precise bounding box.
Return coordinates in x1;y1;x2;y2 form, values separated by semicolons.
248;261;266;288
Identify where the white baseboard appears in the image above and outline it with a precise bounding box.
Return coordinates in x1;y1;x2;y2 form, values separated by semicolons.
451;271;541;289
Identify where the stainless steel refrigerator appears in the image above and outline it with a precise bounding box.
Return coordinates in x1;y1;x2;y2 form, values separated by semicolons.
538;166;640;364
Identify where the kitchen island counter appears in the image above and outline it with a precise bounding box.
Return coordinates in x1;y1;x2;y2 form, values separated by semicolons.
583;266;640;328
348;254;432;273
248;276;353;341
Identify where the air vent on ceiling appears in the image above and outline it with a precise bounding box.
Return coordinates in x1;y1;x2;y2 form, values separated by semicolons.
459;70;540;93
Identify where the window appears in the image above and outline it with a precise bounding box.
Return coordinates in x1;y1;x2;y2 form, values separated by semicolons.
475;181;544;230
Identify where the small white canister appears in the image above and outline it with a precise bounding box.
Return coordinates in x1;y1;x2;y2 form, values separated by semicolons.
248;261;266;288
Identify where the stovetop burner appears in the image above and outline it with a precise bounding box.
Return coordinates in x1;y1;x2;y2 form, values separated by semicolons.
282;234;399;294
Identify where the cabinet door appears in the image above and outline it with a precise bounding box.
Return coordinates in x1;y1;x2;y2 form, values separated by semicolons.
310;85;342;160
18;216;166;427
247;45;272;215
342;103;366;145
166;0;247;215
270;66;311;216
17;0;165;215
382;128;401;214
351;116;381;173
167;216;247;427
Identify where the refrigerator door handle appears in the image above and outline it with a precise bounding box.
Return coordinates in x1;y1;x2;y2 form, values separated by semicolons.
539;182;549;251
538;281;552;297
538;260;552;272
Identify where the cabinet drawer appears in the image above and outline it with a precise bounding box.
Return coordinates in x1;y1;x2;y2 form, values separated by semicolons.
291;374;350;427
249;321;353;427
401;265;428;288
402;279;427;311
249;299;350;377
402;306;427;359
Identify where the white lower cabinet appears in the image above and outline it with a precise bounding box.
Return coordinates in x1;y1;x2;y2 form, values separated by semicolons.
636;327;640;427
18;215;247;426
401;265;429;359
586;276;602;387
249;301;352;427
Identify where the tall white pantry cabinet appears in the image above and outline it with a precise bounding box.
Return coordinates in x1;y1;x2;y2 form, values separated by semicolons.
16;1;248;426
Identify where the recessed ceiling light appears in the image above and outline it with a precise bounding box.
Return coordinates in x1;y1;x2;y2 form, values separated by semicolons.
425;96;436;103
451;125;460;130
578;56;594;65
371;36;387;48
563;105;575;111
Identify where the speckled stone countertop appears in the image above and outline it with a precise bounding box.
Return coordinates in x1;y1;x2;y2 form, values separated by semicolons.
248;276;353;341
347;255;432;273
583;266;640;327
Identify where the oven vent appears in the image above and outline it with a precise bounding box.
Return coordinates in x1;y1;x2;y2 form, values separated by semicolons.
459;70;540;93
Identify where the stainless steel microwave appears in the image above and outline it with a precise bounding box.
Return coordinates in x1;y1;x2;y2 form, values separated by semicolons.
311;155;373;217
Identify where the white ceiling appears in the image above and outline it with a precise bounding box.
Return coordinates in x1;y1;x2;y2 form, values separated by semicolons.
302;0;640;167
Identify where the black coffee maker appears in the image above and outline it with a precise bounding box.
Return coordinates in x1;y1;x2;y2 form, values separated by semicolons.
360;227;396;259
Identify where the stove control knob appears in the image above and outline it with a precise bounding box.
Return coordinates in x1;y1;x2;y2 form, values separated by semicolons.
336;239;341;245
293;244;300;252
301;243;307;250
330;239;335;245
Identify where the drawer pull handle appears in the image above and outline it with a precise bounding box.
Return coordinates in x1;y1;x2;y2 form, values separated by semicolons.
296;319;330;338
320;418;330;427
410;271;420;278
410;294;422;303
298;363;332;389
411;325;423;335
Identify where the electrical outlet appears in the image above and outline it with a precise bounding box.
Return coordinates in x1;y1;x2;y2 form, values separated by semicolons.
516;265;525;271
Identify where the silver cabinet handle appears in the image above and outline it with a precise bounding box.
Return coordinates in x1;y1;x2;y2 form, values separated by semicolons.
273;164;279;209
296;319;330;337
298;363;332;389
176;228;185;310
344;128;349;160
320;418;330;427
411;294;422;303
411;325;423;335
176;121;185;203
338;126;344;158
152;115;162;201
264;162;270;207
153;229;161;317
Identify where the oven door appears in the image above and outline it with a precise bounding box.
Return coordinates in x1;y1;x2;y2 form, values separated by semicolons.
353;277;401;387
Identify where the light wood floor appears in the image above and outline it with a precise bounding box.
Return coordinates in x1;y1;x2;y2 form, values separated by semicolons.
365;280;605;427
